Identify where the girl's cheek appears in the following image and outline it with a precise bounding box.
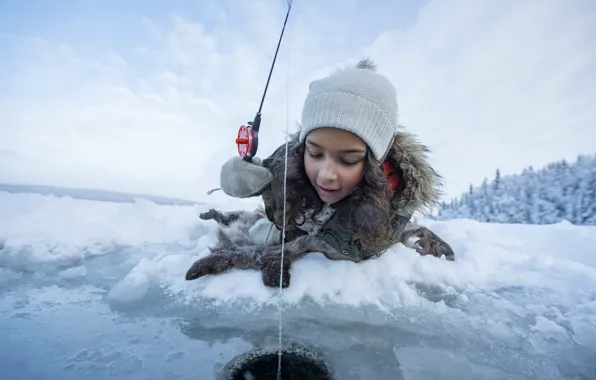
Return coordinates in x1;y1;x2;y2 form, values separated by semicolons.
345;167;366;189
303;157;316;181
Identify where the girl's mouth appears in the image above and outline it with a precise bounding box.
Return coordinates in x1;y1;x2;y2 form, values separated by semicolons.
318;186;338;195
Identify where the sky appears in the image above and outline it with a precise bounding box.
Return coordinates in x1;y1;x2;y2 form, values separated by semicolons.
1;0;595;203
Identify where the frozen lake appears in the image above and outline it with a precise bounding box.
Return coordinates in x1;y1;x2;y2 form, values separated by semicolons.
1;192;595;379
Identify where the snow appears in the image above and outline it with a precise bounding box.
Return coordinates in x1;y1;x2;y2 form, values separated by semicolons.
1;191;595;379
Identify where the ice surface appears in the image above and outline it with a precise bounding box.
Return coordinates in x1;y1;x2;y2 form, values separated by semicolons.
1;191;595;379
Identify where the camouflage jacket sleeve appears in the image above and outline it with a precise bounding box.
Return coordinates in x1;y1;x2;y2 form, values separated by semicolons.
392;212;415;244
261;142;288;181
245;142;290;224
318;211;415;262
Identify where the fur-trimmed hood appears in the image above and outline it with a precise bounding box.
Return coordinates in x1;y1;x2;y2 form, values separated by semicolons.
262;128;443;218
385;129;443;217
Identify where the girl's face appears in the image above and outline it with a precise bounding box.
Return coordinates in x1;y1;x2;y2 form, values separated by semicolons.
304;127;367;204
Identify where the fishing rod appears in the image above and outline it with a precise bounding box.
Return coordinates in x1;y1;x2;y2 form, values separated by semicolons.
235;0;293;162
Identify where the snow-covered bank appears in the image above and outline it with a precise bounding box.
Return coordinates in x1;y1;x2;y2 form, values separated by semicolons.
1;191;595;379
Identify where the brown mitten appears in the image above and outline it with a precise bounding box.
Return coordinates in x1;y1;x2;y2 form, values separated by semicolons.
261;256;291;288
185;254;235;280
402;227;455;261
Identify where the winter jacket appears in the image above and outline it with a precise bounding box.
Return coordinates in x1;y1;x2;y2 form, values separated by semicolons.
248;130;443;262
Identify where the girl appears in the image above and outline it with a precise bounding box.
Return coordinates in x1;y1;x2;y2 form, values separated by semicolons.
186;59;455;288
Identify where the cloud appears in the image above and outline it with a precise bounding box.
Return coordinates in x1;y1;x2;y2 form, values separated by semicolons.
363;0;596;199
0;0;595;202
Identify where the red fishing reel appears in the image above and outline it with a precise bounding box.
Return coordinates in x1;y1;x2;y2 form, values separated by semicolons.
236;114;261;162
236;125;257;159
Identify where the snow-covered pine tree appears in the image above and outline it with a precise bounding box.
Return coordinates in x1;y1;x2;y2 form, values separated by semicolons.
433;153;596;225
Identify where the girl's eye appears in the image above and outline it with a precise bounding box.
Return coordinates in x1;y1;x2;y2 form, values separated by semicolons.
307;151;322;159
307;150;361;166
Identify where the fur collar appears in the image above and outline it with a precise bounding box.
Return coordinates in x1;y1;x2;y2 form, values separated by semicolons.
385;130;443;217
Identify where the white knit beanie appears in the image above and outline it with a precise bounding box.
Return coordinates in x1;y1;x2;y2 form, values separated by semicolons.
299;59;398;161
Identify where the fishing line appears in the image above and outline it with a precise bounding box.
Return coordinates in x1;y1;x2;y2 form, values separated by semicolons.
276;1;293;379
277;0;292;380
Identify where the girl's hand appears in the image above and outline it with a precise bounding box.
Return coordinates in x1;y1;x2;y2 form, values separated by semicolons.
220;156;274;198
401;227;455;261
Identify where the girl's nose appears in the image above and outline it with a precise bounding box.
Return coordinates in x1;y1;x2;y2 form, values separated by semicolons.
318;162;339;181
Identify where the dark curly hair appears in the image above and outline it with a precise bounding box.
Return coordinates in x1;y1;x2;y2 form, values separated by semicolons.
267;136;398;256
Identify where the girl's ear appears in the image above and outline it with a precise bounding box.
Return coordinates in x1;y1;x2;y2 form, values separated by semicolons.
381;160;401;194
